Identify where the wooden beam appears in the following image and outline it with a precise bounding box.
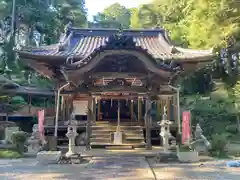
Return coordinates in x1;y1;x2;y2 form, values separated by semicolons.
93;95;148;100
89;72;146;79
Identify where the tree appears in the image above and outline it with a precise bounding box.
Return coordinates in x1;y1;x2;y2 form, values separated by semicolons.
129;8;141;29
0;0;87;85
93;3;131;29
57;0;87;27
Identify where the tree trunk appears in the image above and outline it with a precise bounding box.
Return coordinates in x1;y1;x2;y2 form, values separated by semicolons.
237;114;240;133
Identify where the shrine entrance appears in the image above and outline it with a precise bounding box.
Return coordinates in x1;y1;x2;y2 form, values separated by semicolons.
100;99;132;122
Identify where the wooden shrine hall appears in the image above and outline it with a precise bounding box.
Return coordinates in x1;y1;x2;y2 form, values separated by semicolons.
16;27;214;149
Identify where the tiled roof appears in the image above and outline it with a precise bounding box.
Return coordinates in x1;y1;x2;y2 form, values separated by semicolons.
0;76;54;96
17;28;214;61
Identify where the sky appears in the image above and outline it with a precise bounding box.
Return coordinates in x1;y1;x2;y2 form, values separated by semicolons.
85;0;152;21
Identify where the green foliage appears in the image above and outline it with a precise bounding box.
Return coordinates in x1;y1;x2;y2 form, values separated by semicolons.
0;150;22;159
209;133;228;157
57;0;87;27
0;127;4;140
225;124;238;134
183;94;236;138
10;96;26;105
179;144;192;152
11;131;28;154
181;69;214;94
127;0;240;49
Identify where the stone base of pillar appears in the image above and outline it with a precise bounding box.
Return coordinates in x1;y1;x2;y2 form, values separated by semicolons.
113;132;123;144
66;150;74;157
46;136;57;151
85;145;91;151
146;144;152;150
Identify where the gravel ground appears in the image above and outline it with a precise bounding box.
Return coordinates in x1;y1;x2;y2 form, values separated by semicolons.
148;158;240;180
0;157;240;180
0;157;155;180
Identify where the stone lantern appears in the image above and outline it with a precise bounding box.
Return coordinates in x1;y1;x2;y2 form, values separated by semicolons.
66;116;78;157
158;105;173;152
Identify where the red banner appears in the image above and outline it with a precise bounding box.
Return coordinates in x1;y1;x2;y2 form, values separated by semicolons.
38;110;45;141
182;111;191;144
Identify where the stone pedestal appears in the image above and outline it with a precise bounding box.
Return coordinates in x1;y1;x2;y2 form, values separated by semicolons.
36;151;62;164
5;126;19;144
27;139;40;154
113;132;123;144
66;121;78;157
46;136;57;151
191;123;211;153
177;151;199;162
27;124;41;154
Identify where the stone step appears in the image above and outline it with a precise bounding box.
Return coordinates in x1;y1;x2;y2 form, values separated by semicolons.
90;142;146;149
91;134;110;138
92;128;143;132
125;136;144;140
91;137;111;143
105;145;133;150
124;139;145;144
91;126;142;130
96;121;139;125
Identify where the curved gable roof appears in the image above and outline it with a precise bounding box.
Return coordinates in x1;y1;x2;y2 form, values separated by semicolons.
16;27;214;62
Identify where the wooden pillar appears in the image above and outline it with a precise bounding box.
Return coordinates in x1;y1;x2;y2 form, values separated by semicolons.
86;95;93;151
167;97;171;120
138;98;142;122
156;96;161;121
92;97;96;124
117;99;121;131
145;99;152;150
173;94;177;121
97;99;101;121
65;96;69;120
130;100;134;120
61;96;64;114
28;95;32;113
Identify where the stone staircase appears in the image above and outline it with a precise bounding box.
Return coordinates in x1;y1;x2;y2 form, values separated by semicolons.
91;121;145;149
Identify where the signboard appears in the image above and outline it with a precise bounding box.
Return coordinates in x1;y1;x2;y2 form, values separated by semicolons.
182;111;191;144
38;110;45;141
73;100;88;115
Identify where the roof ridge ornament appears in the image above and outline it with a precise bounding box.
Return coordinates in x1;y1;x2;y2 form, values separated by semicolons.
170;46;180;54
104;32;137;49
66;54;74;64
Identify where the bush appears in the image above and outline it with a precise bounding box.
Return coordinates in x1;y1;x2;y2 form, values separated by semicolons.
209;133;228;157
225;125;238;134
11;131;28;154
0;127;4;140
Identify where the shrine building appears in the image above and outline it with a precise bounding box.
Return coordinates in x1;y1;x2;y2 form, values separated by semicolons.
16;27;214;150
